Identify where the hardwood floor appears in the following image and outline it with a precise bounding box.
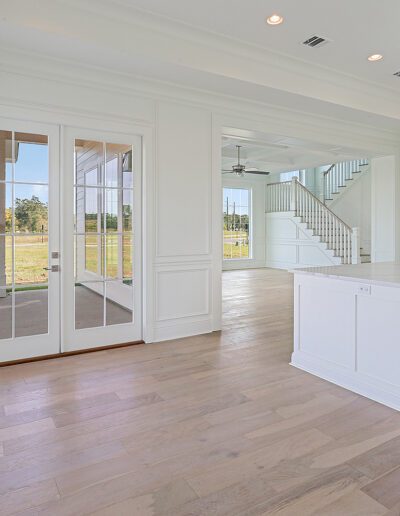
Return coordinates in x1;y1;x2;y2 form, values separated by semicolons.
1;268;400;515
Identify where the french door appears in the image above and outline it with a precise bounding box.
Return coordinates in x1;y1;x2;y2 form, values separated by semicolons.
62;127;142;351
0;120;60;362
0;120;142;363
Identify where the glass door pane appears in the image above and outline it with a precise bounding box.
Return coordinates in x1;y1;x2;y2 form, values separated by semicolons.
0;122;60;362
74;139;134;330
1;131;49;338
63;127;141;352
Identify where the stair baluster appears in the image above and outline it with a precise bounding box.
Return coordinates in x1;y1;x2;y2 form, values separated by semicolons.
323;159;369;204
266;178;360;264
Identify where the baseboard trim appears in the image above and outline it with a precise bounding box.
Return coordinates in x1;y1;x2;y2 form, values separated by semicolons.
291;351;400;412
153;318;213;342
0;340;144;367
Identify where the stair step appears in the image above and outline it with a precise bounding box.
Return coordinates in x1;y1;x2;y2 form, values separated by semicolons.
361;255;371;263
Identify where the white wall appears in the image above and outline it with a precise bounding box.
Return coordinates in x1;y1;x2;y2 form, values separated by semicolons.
266;212;341;269
371;156;397;262
222;175;268;270
154;102;213;340
0;50;399;344
305;166;327;200
328;170;372;254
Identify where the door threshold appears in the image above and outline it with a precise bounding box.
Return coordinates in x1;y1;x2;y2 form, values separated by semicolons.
0;340;144;367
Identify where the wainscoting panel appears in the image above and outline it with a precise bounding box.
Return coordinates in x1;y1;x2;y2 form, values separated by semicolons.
156;101;212;258
156;267;210;321
153;262;213;341
266;212;341;269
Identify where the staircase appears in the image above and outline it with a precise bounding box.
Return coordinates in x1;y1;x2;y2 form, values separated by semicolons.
267;178;361;265
324;159;369;205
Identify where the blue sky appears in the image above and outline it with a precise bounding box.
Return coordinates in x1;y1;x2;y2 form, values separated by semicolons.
223;187;249;216
4;143;49;207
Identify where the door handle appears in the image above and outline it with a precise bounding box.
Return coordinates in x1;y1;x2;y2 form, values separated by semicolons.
43;265;60;272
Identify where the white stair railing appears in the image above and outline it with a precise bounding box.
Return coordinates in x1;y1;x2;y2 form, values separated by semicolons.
324;159;368;203
266;181;293;213
267;179;360;264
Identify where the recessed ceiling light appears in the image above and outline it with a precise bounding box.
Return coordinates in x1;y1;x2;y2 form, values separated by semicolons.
368;54;383;62
266;14;284;26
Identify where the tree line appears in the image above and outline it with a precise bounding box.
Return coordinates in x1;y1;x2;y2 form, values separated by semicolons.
223;213;249;231
5;196;48;233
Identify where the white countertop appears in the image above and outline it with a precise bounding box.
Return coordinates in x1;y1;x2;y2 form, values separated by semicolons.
293;262;400;288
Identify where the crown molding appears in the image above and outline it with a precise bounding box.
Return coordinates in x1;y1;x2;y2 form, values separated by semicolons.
0;45;399;154
54;0;400;111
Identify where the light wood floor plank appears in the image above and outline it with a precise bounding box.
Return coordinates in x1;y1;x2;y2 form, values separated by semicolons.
0;268;397;515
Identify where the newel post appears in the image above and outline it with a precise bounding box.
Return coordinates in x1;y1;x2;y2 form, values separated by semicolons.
290;177;297;212
351;227;360;264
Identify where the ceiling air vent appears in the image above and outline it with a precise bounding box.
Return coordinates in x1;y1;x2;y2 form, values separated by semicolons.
393;71;400;77
302;35;330;48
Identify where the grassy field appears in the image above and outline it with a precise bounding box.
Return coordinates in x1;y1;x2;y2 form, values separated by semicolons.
2;228;247;285
223;230;249;259
3;235;48;285
2;232;133;286
84;232;132;278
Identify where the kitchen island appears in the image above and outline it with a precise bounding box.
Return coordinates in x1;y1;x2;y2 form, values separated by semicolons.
291;262;400;410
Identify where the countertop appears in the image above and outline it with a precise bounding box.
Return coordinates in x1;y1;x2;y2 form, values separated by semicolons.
292;262;400;288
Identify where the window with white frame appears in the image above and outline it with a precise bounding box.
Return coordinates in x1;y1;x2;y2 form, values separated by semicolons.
223;187;251;260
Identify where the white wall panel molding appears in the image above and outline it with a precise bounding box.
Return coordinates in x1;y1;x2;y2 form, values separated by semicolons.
266;212;341;269
155;101;212;258
155;267;210;322
153;261;213;342
150;100;214;340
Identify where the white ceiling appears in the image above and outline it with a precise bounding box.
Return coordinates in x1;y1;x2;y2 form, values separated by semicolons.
117;0;400;89
222;130;371;175
2;0;400;131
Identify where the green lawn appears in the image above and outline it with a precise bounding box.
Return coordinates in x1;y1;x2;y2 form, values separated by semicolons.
2;232;133;286
3;235;48;285
84;232;132;278
223;230;249;259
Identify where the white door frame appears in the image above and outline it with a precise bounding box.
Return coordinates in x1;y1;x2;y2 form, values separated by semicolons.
0;104;155;361
61;126;144;352
0;117;60;362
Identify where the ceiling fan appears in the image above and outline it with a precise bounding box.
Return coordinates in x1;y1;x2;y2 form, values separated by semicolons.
222;145;270;176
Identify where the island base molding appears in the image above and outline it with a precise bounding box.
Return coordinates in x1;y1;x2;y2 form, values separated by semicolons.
291;352;400;412
292;266;400;413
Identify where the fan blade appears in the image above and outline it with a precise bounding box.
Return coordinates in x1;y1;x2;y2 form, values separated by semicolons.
222;169;234;171
245;170;270;175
